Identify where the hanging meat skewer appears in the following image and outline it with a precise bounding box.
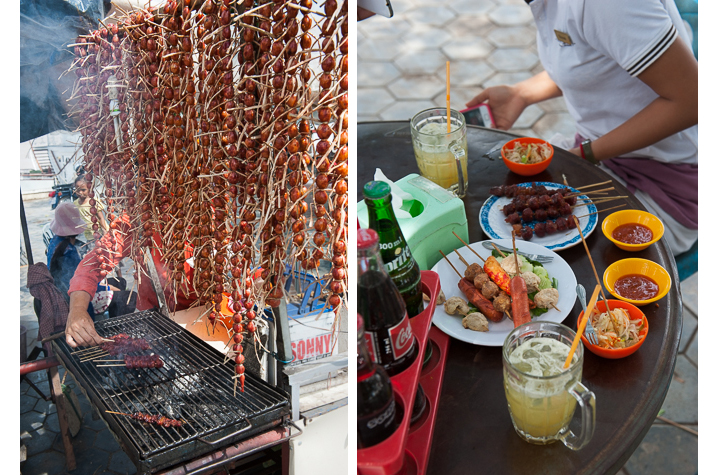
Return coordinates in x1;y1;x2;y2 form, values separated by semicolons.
66;0;348;395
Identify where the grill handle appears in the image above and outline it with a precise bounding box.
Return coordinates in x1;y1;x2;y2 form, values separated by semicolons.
197;418;252;446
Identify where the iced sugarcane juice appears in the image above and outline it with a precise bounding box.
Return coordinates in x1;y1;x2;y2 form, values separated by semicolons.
412;121;468;190
503;337;579;443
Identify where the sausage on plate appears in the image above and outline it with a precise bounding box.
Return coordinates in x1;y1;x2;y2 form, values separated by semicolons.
458;279;504;322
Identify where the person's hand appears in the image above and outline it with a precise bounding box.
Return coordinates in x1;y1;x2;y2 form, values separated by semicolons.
65;291;104;348
466;85;528;131
568;146;583;158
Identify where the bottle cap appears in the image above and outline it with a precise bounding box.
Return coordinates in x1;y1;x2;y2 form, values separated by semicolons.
362;181;391;200
357;228;379;250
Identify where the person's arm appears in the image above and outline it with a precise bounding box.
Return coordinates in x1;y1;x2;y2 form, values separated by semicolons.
569;38;697;161
68;213;132;304
65;290;104;347
99;212;109;233
466;71;563;130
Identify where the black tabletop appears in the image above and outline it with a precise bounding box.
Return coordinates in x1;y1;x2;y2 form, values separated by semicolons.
357;121;682;475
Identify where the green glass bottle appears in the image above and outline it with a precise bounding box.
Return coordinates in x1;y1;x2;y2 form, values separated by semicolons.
363;181;424;318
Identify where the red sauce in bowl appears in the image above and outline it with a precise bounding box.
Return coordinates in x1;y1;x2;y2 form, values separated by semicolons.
612;223;653;244
614;274;659;301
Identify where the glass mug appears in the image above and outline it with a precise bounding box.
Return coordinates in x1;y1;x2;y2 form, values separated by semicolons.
410;108;468;197
502;321;596;450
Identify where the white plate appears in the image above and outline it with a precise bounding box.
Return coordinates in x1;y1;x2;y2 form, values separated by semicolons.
479;182;598;251
431;239;577;347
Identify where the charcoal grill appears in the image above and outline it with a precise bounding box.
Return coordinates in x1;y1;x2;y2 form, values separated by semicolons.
52;309;291;474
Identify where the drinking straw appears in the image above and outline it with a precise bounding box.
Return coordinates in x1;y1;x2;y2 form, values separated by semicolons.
564;284;601;369
446;61;451;133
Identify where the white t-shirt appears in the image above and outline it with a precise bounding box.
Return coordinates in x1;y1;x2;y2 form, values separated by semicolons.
530;0;697;164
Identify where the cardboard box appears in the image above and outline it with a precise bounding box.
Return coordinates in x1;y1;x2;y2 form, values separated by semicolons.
288;309;336;365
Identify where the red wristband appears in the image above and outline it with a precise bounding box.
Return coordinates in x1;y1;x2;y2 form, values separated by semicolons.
579;144;586;159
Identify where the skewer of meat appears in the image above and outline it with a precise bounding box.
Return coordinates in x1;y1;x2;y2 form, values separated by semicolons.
438;250;505;322
105;411;183;427
95;354;164;369
509;232;531;328
503;195;575;216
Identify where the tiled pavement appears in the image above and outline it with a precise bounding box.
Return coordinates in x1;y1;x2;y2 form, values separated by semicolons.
357;1;697;474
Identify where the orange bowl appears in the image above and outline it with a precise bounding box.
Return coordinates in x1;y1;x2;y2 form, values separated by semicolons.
501;137;554;176
601;210;664;252
577;299;648;359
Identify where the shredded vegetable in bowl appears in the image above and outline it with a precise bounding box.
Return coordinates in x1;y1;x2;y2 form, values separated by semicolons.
589;307;645;349
504;141;553;165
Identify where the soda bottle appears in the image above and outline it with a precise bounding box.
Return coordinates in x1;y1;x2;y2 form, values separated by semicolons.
357;228;427;424
363;181;434;368
357;314;398;448
363;181;424;318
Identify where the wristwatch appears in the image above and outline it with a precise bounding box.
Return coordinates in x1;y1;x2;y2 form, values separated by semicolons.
580;140;599;165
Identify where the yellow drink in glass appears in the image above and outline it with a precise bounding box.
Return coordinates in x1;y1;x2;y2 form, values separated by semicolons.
502;322;596;450
411;108;468;197
504;337;578;442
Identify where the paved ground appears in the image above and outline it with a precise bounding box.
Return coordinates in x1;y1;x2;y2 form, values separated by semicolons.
21;196;139;474
357;1;698;474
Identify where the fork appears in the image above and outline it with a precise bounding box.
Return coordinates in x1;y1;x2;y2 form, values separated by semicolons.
576;284;598;345
481;242;554;263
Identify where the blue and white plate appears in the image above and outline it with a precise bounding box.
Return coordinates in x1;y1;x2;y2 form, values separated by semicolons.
479;182;598;251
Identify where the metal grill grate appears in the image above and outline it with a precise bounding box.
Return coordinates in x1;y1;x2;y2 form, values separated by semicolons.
53;309;290;472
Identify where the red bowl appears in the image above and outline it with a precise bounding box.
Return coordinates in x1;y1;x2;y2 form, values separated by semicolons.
501;137;554;176
577;299;648;359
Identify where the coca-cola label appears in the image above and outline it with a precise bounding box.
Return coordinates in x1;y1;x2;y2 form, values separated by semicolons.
363;331;378;364
388;313;414;360
365;397;395;430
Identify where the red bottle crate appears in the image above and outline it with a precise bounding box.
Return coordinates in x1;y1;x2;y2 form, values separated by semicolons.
357;270;450;475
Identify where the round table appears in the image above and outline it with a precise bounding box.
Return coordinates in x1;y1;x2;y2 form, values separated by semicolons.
357;121;682;475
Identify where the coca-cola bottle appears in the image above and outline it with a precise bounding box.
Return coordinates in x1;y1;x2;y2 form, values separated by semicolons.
363;180;433;368
363;181;424;318
358;228;426;423
357;314;398;448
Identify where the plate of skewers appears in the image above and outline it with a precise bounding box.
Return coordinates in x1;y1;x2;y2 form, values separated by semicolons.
479;181;625;251
430;237;577;347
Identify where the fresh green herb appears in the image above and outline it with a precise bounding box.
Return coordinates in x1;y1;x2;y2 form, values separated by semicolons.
491;248;505;259
552;277;558;289
530;307;548;317
529;258;544;268
468;303;480;313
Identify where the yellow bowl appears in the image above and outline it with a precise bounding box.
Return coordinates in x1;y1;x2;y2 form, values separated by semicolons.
601;210;664;252
603;258;671;306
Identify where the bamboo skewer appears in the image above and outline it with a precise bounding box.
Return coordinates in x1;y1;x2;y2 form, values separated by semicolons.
575;180;613;190
80;353;110;362
439;250;463;279
453;248;470;266
490;242;508;257
573;196;628;208
573;216;611;314
72;347;105;355
452;231;486;262
96;364;127;367
569;187;615;196
577;204;627;219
